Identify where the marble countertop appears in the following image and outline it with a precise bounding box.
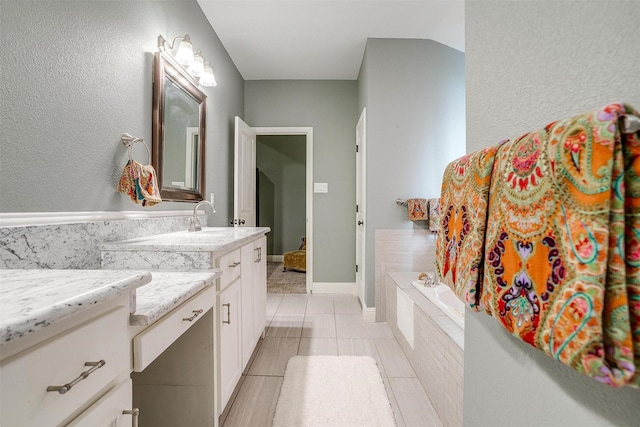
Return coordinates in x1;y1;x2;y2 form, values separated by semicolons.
101;227;270;255
0;269;152;345
131;270;221;326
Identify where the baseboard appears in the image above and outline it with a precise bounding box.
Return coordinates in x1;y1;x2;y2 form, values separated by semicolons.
362;307;376;323
312;282;356;295
267;255;284;263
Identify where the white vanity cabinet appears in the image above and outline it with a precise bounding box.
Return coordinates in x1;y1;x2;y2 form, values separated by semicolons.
0;270;149;426
99;227;270;425
216;235;268;416
0;299;133;427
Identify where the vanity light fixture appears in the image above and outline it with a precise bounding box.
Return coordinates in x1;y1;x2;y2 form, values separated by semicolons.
158;34;217;87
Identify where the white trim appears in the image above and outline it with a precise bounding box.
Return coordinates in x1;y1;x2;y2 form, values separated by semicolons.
267;255;284;263
362;307;376;323
185;127;199;189
254;126;314;295
355;107;367;309
312;282;356;295
0;210;193;227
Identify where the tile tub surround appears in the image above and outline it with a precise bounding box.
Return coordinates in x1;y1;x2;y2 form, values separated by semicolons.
101;227;271;269
386;272;464;427
0;269;152;345
375;229;436;321
130;270;222;326
0;215;198;270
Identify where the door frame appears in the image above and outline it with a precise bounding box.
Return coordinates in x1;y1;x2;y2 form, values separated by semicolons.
355;108;367;312
254;126;314;294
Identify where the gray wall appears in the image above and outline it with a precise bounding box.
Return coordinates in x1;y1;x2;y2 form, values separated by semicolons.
245;81;358;283
257;135;306;255
358;38;466;307
465;1;640;425
0;1;243;226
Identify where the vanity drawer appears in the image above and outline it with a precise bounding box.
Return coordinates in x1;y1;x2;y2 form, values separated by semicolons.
132;285;214;372
218;248;242;290
66;378;133;426
0;306;129;427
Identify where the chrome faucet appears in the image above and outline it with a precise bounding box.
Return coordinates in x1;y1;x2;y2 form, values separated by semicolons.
189;200;216;232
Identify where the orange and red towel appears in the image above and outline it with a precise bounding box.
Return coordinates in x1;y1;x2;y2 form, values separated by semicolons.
406;198;427;221
436;102;640;388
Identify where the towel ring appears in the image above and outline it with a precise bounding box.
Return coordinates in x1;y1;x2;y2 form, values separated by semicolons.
121;133;151;164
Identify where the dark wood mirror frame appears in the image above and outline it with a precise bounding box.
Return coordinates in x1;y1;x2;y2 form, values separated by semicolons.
152;52;207;202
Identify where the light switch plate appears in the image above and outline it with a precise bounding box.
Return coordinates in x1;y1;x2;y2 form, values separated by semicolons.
314;182;328;193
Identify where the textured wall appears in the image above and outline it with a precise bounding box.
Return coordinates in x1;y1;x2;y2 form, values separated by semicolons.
0;1;243;226
358;38;466;307
244;80;358;283
465;1;640;425
256;135;306;255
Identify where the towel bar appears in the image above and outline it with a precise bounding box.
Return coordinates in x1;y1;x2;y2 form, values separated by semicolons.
396;199;407;206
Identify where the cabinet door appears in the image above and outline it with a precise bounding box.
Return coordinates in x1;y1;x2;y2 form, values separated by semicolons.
253;236;267;343
240;243;255;368
219;279;242;412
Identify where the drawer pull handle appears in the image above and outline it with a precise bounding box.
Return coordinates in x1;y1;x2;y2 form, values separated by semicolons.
183;309;204;322
223;303;231;324
46;360;106;394
123;408;140;427
229;261;241;268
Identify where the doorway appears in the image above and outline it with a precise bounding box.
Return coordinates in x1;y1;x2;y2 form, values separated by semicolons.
255;127;313;294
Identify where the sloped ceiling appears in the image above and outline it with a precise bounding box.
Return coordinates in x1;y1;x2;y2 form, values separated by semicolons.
197;0;465;80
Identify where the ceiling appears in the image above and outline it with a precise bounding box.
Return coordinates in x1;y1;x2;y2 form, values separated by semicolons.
196;0;465;80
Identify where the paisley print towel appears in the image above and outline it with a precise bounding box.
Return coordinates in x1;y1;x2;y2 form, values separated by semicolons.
406;198;428;221
428;198;440;232
481;103;639;388
435;144;501;311
117;160;162;207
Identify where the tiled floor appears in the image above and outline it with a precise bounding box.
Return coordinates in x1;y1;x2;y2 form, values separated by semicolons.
221;293;442;427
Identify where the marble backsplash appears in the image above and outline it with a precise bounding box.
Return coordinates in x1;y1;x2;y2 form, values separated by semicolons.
0;215;199;270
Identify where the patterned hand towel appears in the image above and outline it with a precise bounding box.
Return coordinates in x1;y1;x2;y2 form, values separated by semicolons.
406;198;428;221
428;198;440;232
481;103;639;388
435;144;501;311
117;160;162;207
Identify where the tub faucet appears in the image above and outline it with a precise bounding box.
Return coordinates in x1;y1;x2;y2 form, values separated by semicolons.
189;200;216;232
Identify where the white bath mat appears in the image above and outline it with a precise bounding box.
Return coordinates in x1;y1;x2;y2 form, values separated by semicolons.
272;355;396;427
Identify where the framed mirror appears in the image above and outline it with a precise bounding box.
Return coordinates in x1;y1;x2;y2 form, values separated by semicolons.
152;52;207;202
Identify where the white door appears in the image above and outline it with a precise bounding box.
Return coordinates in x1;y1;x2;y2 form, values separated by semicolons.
355;108;366;307
234;116;257;227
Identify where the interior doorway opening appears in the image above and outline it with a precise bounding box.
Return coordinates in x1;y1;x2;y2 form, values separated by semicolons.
255;127;313;293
